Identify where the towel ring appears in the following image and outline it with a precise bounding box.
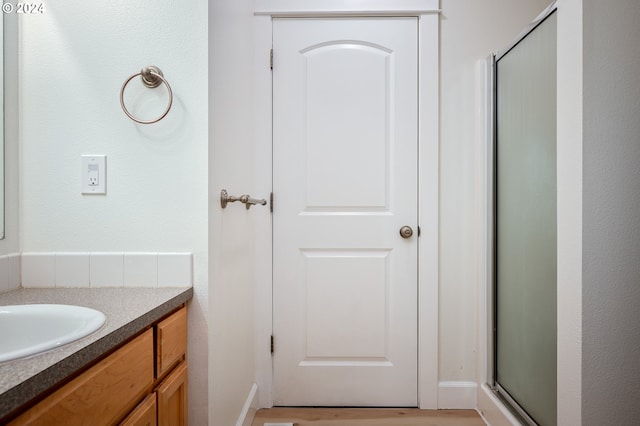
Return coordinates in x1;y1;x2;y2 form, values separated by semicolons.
120;66;173;124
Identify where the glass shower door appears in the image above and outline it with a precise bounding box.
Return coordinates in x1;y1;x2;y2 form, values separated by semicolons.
494;9;557;426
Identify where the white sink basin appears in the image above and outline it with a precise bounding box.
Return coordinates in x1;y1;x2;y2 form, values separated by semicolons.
0;304;106;363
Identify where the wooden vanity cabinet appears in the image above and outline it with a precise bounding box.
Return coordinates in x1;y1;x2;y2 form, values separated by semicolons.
8;306;188;426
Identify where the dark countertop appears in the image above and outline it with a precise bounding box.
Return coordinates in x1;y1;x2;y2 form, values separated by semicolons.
0;287;193;420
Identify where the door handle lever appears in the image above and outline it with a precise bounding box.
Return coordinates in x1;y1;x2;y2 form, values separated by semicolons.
220;189;267;210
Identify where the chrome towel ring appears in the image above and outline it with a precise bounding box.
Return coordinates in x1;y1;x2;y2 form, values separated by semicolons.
120;66;173;124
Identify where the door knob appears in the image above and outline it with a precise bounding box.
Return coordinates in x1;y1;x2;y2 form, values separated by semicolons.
399;226;413;239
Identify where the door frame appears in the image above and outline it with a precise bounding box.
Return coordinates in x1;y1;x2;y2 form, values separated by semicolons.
252;0;440;409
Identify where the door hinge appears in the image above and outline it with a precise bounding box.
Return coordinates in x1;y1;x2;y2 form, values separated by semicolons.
270;192;274;213
270;335;275;354
270;49;274;70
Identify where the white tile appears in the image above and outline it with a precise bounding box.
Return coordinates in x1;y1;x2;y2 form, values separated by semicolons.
8;253;21;290
158;253;193;287
0;256;9;293
55;253;90;288
90;253;124;287
22;253;56;287
123;253;158;288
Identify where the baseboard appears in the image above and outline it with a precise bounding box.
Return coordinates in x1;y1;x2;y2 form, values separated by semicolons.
237;383;259;426
437;381;478;409
477;383;521;426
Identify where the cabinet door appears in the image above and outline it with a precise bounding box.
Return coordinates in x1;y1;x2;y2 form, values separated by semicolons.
156;307;187;378
120;393;157;426
157;362;188;426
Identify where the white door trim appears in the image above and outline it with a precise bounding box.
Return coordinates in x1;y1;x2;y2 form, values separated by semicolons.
252;2;439;409
254;0;441;17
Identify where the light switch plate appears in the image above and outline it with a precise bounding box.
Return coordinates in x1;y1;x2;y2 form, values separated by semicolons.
81;155;106;194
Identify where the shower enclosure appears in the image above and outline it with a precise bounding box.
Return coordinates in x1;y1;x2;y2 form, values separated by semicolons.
488;4;557;425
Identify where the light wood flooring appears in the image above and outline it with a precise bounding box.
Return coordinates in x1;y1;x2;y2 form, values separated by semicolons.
252;408;486;426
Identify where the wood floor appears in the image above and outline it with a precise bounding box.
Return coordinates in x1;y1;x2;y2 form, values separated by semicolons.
252;408;486;426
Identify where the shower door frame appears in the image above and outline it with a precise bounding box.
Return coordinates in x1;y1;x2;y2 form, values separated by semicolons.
484;2;558;425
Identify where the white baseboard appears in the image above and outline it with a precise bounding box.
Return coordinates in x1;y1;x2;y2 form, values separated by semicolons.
237;383;259;426
477;383;521;426
437;381;478;409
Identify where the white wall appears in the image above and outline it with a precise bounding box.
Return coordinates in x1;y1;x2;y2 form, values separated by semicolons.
18;1;209;423
558;1;640;424
439;0;550;385
209;0;258;424
581;0;640;423
556;0;582;423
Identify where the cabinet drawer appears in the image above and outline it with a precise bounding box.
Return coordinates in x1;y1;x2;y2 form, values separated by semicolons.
156;307;187;378
120;392;157;426
10;328;154;426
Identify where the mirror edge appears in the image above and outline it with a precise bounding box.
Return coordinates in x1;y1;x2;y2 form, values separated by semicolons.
1;11;18;246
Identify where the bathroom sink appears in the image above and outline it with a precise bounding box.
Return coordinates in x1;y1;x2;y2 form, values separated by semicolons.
0;304;106;363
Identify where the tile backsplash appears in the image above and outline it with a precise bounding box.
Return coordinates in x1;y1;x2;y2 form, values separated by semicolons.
16;252;193;289
0;254;21;293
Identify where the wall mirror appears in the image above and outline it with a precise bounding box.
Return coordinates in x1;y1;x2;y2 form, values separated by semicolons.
0;13;5;239
0;10;17;243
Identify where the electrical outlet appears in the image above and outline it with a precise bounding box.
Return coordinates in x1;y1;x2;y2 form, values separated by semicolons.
81;155;106;194
88;163;99;186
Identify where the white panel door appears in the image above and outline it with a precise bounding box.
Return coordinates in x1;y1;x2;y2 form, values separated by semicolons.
272;17;418;407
